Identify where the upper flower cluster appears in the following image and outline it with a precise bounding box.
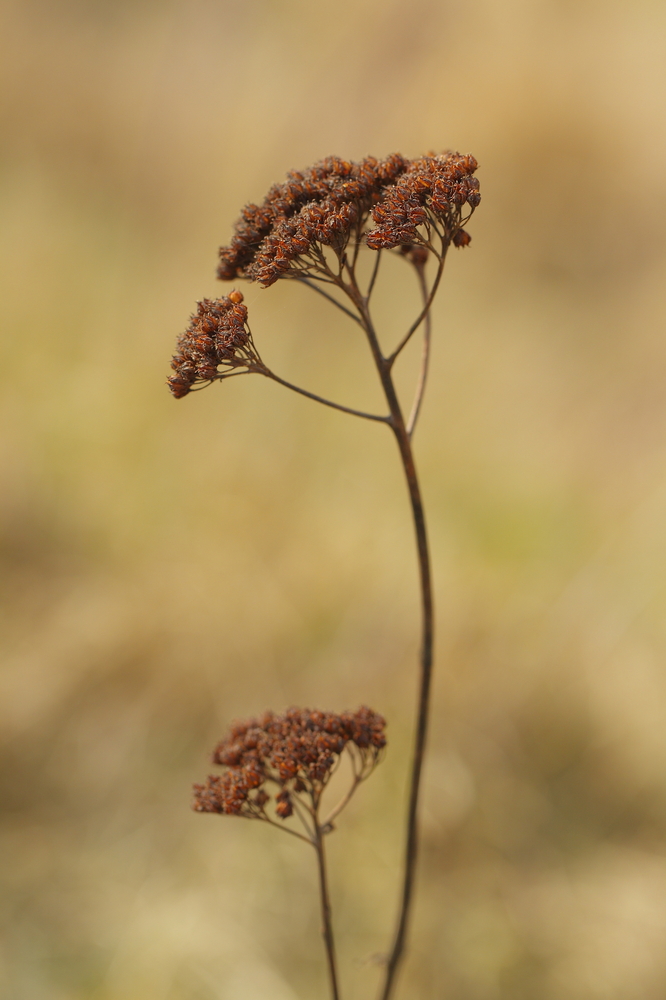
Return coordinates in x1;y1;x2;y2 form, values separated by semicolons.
217;154;408;286
167;291;260;398
216;151;479;287
366;152;479;250
193;706;386;819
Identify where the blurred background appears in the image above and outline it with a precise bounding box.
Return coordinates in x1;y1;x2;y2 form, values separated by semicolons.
1;0;666;997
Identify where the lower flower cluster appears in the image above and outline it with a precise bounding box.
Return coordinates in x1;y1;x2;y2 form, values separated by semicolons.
168;291;260;398
193;706;386;819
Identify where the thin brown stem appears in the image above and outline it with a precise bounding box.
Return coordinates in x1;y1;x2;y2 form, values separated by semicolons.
263;370;390;424
366;249;383;301
376;415;433;1000
258;814;313;845
405;266;432;439
337;275;435;1000
314;825;341;1000
321;774;362;831
296;278;364;326
291;795;317;839
387;242;448;365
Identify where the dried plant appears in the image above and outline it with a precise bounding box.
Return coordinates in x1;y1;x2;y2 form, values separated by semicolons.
169;151;480;1000
194;707;386;999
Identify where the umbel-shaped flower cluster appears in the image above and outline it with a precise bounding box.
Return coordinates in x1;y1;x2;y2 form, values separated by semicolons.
168;291;261;399
217;151;478;286
168;150;479;399
193;706;386;824
366;152;479;250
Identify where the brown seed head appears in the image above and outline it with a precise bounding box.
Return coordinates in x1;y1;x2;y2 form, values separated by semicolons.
366;152;480;251
216;152;479;287
192;706;386;820
168;292;261;398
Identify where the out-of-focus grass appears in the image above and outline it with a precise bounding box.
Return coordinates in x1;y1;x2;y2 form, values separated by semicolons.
1;0;666;997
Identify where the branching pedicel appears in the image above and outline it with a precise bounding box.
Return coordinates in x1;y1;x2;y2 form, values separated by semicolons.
171;152;480;1000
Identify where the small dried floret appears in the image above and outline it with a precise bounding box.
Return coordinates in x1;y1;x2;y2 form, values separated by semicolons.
399;244;430;268
168;292;263;398
193;706;386;820
453;229;471;248
275;790;293;818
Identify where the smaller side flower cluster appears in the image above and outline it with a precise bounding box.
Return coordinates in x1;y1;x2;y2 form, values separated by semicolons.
366;152;479;251
168;291;262;398
193;706;386;822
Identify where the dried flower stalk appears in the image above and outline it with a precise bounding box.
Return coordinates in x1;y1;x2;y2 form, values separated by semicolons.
169;151;480;1000
194;707;386;1000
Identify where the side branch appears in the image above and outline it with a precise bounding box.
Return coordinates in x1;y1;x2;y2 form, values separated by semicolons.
366;249;383;301
296;278;364;327
259;815;314;845
264;370;390;424
405;266;432;439
387;243;448;366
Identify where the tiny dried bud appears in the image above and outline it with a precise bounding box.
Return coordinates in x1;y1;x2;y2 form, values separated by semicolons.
275;790;293;819
400;244;430;267
453;229;471;248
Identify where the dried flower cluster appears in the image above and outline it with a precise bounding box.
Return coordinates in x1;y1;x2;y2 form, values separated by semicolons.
168;151;480;398
168;291;261;398
175;149;481;1000
193;706;386;820
366;152;479;250
216;151;479;288
217;154;407;286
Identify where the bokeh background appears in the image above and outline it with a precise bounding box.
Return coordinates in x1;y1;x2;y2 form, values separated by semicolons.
2;0;666;997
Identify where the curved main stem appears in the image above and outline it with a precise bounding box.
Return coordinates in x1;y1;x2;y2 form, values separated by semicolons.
345;292;434;1000
379;416;433;1000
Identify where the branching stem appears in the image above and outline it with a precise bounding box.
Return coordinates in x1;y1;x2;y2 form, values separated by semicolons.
321;775;362;830
387;240;448;365
366;249;383;301
405;266;432;439
264;370;389;424
259;814;313;845
296;278;364;326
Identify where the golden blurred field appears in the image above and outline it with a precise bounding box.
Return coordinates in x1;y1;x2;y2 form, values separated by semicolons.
2;0;666;997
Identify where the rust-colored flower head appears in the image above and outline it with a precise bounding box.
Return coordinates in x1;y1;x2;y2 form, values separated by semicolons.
215;151;479;289
193;706;386;821
366;152;479;251
168;151;479;398
217;154;409;287
168;291;263;398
